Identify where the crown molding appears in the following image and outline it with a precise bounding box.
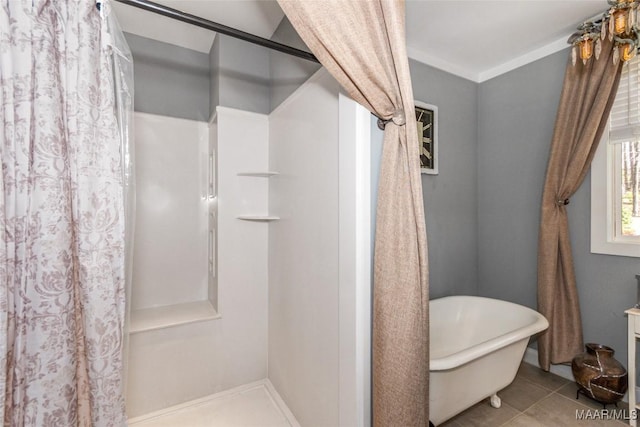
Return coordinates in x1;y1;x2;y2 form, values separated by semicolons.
407;35;571;84
406;45;480;82
477;36;570;82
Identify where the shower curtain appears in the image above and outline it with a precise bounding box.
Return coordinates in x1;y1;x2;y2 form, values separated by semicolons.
0;0;133;425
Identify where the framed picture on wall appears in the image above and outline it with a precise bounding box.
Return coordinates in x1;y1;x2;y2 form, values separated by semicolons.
415;101;438;175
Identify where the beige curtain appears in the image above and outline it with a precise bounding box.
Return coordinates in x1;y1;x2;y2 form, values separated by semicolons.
277;1;429;425
0;1;128;425
537;36;622;371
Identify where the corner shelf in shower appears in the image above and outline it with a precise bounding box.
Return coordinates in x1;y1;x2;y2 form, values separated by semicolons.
236;172;279;221
129;300;221;334
237;215;280;222
237;171;279;177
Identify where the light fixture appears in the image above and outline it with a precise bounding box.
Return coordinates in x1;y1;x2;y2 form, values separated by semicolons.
569;0;640;65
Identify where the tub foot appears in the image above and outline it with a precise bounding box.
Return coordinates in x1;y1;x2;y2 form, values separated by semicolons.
490;393;502;409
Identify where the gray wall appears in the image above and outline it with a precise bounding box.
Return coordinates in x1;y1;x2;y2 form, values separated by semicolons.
209;34;270;116
127;18;315;120
477;49;638;369
269;17;321;112
477;51;565;308
410;59;479;298
124;32;210;121
208;19;317;116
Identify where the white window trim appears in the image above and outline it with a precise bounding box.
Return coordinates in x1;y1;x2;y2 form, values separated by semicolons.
591;124;640;257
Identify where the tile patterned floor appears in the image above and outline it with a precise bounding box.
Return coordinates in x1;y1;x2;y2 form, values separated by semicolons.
440;362;630;426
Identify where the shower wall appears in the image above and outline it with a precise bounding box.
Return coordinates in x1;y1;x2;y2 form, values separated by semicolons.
268;69;372;427
268;70;341;427
127;109;270;418
132;113;209;309
124;22;371;424
124;28;276;420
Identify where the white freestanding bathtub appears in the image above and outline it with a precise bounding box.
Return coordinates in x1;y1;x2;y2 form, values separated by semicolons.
429;296;548;426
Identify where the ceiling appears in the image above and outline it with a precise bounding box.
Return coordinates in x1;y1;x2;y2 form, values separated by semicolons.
112;0;608;83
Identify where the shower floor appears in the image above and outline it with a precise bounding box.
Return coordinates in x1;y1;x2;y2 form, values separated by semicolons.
128;381;298;427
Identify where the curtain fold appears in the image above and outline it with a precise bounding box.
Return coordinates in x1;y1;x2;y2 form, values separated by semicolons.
0;1;128;425
537;35;622;371
277;1;429;425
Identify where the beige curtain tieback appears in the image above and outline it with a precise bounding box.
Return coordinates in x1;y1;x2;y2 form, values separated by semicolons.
556;198;570;206
377;109;406;130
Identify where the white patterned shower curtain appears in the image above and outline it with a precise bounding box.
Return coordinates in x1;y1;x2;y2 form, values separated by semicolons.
0;1;133;425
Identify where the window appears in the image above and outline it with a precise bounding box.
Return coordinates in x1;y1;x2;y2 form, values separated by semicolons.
591;56;640;257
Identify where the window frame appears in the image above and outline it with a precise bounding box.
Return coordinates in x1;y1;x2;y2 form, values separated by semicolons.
591;123;640;257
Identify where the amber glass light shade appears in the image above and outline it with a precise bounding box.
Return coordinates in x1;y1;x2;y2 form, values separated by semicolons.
571;1;640;67
614;9;630;34
621;43;637;61
579;38;594;60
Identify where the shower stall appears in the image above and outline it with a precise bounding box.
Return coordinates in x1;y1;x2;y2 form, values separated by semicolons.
126;71;374;427
115;3;378;424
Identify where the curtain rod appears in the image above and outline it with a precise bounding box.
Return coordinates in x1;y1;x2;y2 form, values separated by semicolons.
113;0;320;63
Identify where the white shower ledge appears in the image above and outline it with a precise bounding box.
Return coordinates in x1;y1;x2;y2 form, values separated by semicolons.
237;215;280;221
130;300;221;334
237;171;279;177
